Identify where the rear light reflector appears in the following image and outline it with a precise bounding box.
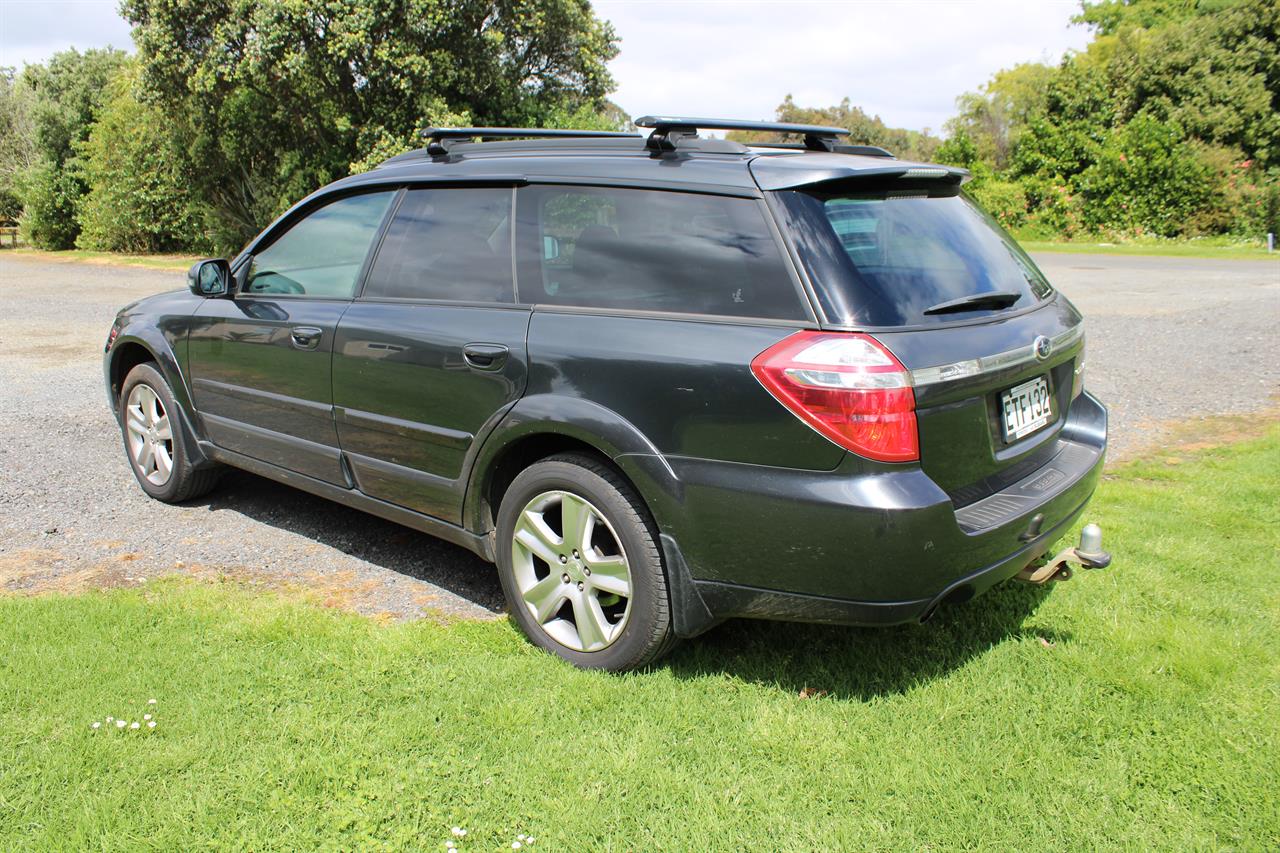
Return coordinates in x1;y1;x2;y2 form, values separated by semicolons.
751;331;918;462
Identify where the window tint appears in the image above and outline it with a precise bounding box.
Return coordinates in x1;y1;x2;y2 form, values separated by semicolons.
246;191;395;298
516;186;805;319
776;188;1055;326
364;188;514;302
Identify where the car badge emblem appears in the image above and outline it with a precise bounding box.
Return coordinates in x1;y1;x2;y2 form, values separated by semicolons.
1033;335;1052;361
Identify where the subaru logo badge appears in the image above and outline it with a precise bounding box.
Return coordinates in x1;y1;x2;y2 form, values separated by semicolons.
1033;335;1052;361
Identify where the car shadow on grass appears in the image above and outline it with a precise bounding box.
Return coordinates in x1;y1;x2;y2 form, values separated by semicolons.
192;469;506;615
663;581;1064;701
186;470;1062;689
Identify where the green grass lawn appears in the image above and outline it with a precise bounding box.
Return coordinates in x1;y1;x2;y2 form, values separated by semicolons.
3;431;1278;850
1019;236;1279;261
5;248;200;271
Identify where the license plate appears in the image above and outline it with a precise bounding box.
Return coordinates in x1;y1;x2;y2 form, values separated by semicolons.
1001;376;1052;441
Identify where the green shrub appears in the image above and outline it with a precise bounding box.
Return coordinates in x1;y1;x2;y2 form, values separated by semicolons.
967;175;1027;230
76;68;207;253
1077;114;1214;237
18;161;84;249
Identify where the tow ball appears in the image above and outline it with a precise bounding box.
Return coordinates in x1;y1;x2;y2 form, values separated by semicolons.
1015;523;1112;585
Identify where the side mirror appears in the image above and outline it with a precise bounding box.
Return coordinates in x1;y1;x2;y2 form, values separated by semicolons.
188;258;231;297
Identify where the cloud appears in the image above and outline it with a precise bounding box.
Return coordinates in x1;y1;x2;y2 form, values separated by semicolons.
0;0;1091;134
0;0;134;67
597;0;1091;132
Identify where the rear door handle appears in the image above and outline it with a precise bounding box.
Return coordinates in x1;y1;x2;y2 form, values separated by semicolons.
290;326;323;350
462;343;509;371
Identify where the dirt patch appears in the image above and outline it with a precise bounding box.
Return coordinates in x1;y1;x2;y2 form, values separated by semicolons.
0;548;156;595
1111;401;1280;466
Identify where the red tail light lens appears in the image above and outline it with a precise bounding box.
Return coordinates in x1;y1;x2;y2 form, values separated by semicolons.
750;331;918;463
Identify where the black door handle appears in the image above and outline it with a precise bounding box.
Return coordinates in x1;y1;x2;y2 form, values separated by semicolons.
463;343;509;371
290;326;323;350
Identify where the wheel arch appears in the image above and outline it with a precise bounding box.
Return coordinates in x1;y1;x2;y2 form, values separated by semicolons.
107;332;214;469
463;395;684;539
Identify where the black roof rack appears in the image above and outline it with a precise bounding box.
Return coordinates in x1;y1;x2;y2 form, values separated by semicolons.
634;115;850;152
421;127;640;157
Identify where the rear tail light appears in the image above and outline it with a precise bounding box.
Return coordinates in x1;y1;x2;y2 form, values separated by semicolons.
751;331;918;462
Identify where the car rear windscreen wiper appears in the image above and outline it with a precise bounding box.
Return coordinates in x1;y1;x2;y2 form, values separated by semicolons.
922;290;1022;316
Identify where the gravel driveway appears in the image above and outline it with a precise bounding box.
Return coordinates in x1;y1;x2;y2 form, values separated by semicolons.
1;252;1277;617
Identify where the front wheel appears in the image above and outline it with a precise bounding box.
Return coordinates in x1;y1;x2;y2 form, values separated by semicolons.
118;362;220;503
495;453;676;671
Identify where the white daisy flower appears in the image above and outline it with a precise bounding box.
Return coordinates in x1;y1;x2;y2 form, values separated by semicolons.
106;716;114;723
512;843;522;850
451;827;465;838
147;721;156;729
92;722;101;729
144;714;152;721
130;722;140;730
116;719;127;728
148;699;157;705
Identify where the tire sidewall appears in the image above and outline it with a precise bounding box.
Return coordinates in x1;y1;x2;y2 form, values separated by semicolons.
118;363;188;502
496;459;666;670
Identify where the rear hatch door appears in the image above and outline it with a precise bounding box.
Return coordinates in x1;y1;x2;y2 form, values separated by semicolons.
764;170;1085;499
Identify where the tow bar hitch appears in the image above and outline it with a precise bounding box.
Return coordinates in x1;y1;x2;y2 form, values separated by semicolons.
1015;523;1112;585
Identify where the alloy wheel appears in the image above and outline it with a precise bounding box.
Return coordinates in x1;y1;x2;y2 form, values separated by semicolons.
510;490;633;652
125;383;174;486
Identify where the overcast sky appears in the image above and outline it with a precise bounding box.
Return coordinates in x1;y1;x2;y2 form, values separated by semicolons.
0;0;1091;134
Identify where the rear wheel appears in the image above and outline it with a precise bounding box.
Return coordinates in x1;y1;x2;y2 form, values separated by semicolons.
118;362;219;502
495;453;675;671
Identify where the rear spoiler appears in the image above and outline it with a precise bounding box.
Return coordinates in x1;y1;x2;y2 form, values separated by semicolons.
750;160;971;191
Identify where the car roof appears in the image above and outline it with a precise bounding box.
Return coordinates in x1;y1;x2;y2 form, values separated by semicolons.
326;136;965;197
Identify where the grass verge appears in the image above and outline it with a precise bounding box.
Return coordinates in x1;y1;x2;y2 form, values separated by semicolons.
4;248;201;272
1019;236;1278;261
2;430;1278;849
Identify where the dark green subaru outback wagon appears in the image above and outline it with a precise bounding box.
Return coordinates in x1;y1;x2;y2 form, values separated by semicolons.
105;117;1110;671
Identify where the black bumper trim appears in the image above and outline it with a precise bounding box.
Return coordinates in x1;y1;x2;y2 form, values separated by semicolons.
668;489;1094;632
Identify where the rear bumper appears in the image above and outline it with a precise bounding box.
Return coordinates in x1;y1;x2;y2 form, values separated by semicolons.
634;391;1107;637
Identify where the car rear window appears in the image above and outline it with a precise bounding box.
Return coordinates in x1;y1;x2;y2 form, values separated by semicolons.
774;186;1053;327
516;185;806;320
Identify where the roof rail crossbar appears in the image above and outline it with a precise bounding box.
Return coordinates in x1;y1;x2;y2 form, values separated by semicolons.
634;116;850;153
421;127;640;157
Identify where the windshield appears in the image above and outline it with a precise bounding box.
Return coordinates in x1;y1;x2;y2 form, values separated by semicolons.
774;187;1054;327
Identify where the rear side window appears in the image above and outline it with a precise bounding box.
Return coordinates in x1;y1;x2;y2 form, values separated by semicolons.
775;188;1054;326
364;187;514;302
246;191;395;297
516;186;806;320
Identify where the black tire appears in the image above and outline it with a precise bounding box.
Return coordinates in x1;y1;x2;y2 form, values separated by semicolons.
118;362;220;503
495;452;677;671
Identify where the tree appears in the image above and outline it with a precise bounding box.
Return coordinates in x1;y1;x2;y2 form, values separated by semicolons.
944;63;1056;170
13;48;128;248
1073;0;1238;35
727;96;941;162
77;63;208;253
0;68;37;221
122;0;620;251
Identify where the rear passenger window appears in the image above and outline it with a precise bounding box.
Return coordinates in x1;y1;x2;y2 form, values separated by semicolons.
516;186;805;319
363;187;514;302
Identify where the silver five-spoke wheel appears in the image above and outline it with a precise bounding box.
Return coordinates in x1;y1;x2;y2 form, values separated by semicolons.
511;490;632;652
125;383;173;486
